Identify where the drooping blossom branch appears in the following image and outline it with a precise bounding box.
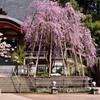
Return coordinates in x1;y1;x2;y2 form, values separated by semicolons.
21;0;96;67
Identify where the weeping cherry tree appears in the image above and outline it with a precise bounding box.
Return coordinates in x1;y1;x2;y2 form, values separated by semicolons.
22;0;96;77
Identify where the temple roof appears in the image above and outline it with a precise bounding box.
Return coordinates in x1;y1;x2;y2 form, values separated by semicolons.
0;0;33;21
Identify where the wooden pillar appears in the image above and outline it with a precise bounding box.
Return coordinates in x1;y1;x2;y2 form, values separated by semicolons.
59;40;67;77
34;36;42;77
64;42;69;77
73;49;81;76
49;34;52;77
79;49;85;77
27;64;29;76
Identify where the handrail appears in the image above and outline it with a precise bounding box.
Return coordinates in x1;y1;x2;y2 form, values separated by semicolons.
13;71;21;85
12;69;21;92
28;76;36;91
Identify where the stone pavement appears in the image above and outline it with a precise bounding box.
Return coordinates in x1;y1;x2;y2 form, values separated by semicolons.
1;93;100;100
0;93;32;100
18;93;100;100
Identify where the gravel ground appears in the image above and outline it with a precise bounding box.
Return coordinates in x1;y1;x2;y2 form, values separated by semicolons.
17;93;100;100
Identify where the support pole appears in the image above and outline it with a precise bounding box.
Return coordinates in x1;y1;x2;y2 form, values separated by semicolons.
79;49;85;77
59;40;67;77
73;49;81;76
34;36;42;77
64;42;69;77
49;34;52;77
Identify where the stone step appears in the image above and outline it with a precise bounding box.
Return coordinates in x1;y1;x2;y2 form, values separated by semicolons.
0;76;36;93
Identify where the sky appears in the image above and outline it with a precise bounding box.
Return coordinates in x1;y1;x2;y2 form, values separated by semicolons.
0;0;33;20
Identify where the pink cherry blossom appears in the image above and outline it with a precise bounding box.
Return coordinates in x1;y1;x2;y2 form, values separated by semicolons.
21;0;96;67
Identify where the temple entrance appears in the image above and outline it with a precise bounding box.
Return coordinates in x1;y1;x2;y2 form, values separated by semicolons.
0;15;23;75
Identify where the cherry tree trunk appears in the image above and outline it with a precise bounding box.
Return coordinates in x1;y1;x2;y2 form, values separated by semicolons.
74;51;81;76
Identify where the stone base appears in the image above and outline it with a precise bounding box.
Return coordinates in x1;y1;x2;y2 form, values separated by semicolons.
88;87;100;94
90;88;98;94
51;87;58;94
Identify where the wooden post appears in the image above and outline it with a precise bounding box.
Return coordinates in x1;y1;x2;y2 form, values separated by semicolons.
32;40;36;54
59;40;67;77
34;36;42;77
64;42;69;77
49;47;52;77
78;49;85;77
73;49;81;76
49;34;52;77
27;64;29;76
14;63;18;75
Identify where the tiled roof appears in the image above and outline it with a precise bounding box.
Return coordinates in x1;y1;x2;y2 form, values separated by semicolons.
97;48;100;57
0;0;34;21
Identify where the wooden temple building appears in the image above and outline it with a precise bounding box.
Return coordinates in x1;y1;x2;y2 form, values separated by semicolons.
95;48;100;86
0;0;33;74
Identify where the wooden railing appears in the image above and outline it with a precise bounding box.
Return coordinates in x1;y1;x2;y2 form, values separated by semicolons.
26;51;48;57
12;71;21;93
28;76;36;91
26;51;63;58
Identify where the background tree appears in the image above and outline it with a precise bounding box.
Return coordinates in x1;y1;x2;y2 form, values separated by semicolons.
77;0;100;47
12;45;27;74
85;14;100;47
57;0;79;10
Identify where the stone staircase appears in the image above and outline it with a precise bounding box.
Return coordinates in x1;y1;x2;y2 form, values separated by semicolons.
0;76;36;93
0;76;91;93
